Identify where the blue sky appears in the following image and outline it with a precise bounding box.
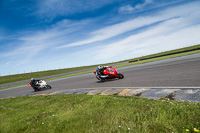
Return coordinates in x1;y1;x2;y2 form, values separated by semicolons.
0;0;200;76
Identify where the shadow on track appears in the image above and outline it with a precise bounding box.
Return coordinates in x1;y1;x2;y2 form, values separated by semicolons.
31;87;52;92
96;78;122;83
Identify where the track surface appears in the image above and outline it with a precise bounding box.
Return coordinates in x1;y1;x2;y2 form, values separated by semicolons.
1;54;200;98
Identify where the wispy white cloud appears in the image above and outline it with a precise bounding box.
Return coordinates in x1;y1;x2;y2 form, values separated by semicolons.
13;61;26;68
65;1;200;63
94;21;200;60
66;21;200;66
6;61;11;65
119;0;153;13
0;18;98;74
134;0;153;10
118;5;135;13
1;18;93;57
3;34;52;58
118;0;183;14
57;1;200;49
35;0;117;20
57;16;165;49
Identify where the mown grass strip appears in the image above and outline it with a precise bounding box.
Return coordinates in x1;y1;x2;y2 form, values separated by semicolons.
115;49;200;68
129;44;200;62
0;94;199;133
0;65;98;85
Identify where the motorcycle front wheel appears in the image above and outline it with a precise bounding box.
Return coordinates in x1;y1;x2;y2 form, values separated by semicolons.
33;87;39;92
118;73;124;79
101;79;105;82
46;85;52;89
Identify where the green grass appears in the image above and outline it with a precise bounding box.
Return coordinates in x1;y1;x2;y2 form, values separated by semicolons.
1;44;200;86
129;44;200;62
0;83;28;90
0;65;98;85
0;94;199;133
115;49;200;68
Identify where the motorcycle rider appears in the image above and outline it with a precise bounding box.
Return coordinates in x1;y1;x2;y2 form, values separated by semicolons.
30;78;40;87
96;65;110;80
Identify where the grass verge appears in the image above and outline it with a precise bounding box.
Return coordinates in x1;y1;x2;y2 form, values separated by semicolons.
0;94;199;133
129;44;200;62
115;49;200;68
0;65;99;85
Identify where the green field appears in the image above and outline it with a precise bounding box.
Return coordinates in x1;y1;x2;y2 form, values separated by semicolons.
129;44;200;62
0;44;200;86
0;94;199;133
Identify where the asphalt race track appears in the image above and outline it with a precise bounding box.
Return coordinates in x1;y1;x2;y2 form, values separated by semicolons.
1;53;200;99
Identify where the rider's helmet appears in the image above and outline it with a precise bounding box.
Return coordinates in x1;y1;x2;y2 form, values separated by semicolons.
31;78;34;81
98;65;103;69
